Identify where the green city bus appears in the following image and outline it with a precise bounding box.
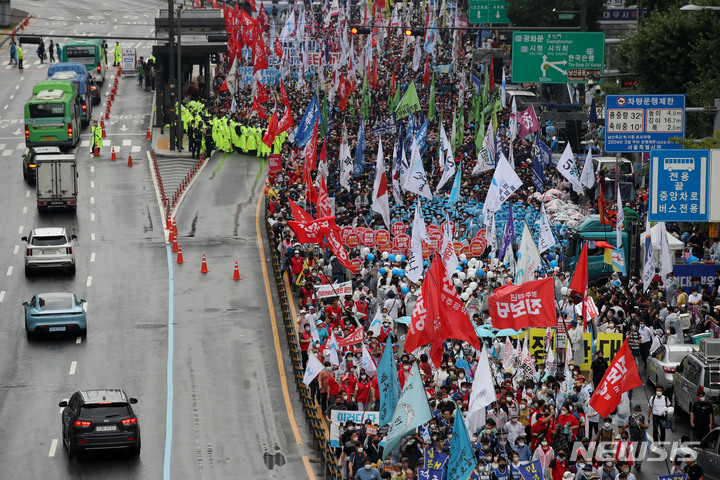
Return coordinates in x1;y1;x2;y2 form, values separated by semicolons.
25;80;81;151
62;38;106;85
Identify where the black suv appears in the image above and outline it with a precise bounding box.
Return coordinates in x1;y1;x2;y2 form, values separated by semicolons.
59;389;141;458
22;146;62;182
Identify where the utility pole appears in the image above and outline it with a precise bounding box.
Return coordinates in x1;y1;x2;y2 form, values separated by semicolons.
168;0;176;150
580;0;588;31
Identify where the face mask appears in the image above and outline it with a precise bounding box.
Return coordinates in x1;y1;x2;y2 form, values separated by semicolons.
454;346;461;351
657;391;663;397
561;410;568;416
513;459;520;465
700;396;706;402
518;441;525;447
448;362;454;367
605;462;613;468
364;464;371;470
541;441;548;447
577;462;585;469
459;374;465;379
347;426;355;431
640;324;645;329
357;448;363;453
499;464;507;469
472;437;478;443
305;327;311;332
604;423;611;429
499;441;506;446
557;455;565;460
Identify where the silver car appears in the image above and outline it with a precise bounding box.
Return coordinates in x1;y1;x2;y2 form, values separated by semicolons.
22;228;76;276
647;343;699;391
692;427;720;480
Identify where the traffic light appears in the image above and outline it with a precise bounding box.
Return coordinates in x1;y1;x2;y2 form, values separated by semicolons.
350;26;372;35
403;28;424;37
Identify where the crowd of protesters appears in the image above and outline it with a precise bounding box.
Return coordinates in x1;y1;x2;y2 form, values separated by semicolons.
184;5;720;480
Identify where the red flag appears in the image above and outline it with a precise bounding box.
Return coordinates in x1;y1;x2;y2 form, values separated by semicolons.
253;32;268;73
262;109;279;148
288;199;314;223
423;54;430;89
195;0;201;7
325;228;354;269
317;177;332;218
488;278;558;330
277;106;294;134
489;57;495;90
337;328;365;347
319;137;327;165
338;73;349;111
569;242;589;299
212;0;220;9
248;0;257;12
279;78;290;107
288;216;339;243
255;80;270;103
371;56;378;89
257;3;268;31
588;340;643;417
219;76;229;92
252;98;268;119
275;38;284;60
304;119;319;172
390;70;396;96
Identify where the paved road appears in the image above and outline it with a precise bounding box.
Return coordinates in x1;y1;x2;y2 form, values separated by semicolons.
0;1;315;479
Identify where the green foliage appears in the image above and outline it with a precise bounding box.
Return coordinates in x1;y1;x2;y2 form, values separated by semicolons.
616;9;720;137
506;0;607;29
669;131;720;148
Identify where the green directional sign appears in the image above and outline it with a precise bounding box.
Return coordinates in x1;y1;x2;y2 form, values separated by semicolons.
469;0;508;24
510;31;605;84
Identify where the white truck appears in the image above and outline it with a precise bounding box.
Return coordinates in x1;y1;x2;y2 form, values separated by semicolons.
35;154;78;212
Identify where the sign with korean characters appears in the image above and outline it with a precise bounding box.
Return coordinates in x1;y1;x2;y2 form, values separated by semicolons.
528;328;556;366
121;48;136;75
649;149;709;222
468;0;508;24
511;32;605;84
605;95;685;153
329;410;379;447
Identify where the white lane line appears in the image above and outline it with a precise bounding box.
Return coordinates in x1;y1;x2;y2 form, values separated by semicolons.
90;213;95;222
80;140;90;147
9;94;13;100
15;142;22;150
122;139;131;146
76;336;82;344
14;84;18;90
0;143;6;150
86;276;92;287
131;145;141;153
1;150;11;157
26;190;30;198
90;181;95;188
6;266;12;276
0;291;5;303
48;439;58;457
90;252;96;262
18;225;23;234
104;139;111;146
90;233;95;241
90;197;95;204
90;166;94;173
22;206;27;214
3;105;7;110
69;361;77;375
13;245;19;254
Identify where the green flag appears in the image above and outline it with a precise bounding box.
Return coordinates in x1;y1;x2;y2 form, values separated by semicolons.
457;103;465;149
394;81;421;119
475;110;486;154
428;72;436;121
321;91;329;137
482;70;489;108
391;86;402;111
450;107;458;153
361;72;370;120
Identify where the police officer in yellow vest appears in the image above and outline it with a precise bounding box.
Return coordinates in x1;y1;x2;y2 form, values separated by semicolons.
17;43;23;70
90;120;103;154
113;42;121;67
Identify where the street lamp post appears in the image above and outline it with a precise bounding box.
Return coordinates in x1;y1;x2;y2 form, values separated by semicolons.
176;5;183;151
167;0;176;151
680;4;720;10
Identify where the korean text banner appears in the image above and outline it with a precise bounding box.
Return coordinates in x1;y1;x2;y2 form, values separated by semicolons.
488;278;557;330
588;339;642;417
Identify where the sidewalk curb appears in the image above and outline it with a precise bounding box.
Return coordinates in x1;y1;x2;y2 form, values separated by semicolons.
0;10;32;50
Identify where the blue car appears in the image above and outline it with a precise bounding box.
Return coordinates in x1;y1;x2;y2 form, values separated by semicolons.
23;292;86;339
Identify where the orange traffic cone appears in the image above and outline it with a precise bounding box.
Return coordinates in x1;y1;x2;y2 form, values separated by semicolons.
232;261;242;280
171;237;179;252
105;109;109;120
111;147;117;160
146;125;152;139
100;120;107;138
127;153;133;167
118;65;122;75
93;147;99;156
176;246;184;264
199;254;209;273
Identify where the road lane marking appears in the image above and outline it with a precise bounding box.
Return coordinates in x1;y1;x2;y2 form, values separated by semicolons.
90;252;96;262
14;84;18;89
302;456;317;480
90;233;95;241
48;439;58;457
13;245;18;254
69;361;77;375
90;181;95;188
0;291;4;302
132;145;141;152
9;94;13;100
90;166;94;173
26;190;30;197
86;276;92;287
163;245;174;480
90;196;95;204
122;139;131;146
18;225;23;234
76;336;82;344
255;188;303;445
1;150;10;157
22;206;27;214
6;266;12;276
90;213;95;222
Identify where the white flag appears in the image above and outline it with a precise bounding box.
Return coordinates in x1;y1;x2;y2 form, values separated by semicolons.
515;223;543;284
362;343;377;377
473;131;495;175
339;121;352;191
487;214;497;252
302;353;325;385
328;331;340;366
503;336;515;369
545;345;556;376
280;9;296;40
412;38;421;72
440;213;459;280
402;140;433;199
435;121;456;192
482;153;522;225
407;202;429;284
642;220;655;292
467;347;496;434
372;138;391;229
580;149;595;190
538;204;556;254
616;184;624;250
556;143;584;195
226;57;239;97
501;68;507;108
520;335;536;380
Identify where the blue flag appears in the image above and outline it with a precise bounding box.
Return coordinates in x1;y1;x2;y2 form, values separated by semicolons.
353;117;366;177
519;460;545;480
294;95;321;147
448;163;462;205
494;125;506;159
418;468;445;480
382;363;432;457
424;447;449;469
589;97;598;124
498;207;515;261
447;411;477;480
470;74;482;94
377;337;401;427
415;117;429;155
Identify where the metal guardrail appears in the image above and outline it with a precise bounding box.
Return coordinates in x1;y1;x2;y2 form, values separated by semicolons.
264;200;342;480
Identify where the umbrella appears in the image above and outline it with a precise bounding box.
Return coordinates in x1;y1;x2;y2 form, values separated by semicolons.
475;327;496;338
496;328;520;337
396;316;412;325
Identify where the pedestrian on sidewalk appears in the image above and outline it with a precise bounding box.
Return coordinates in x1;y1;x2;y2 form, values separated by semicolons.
17;43;23;70
9;40;16;65
49;39;55;62
37;39;45;64
56;42;61;61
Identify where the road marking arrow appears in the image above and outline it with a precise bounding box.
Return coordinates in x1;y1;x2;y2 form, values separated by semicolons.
119;124;128;132
13;129;21;136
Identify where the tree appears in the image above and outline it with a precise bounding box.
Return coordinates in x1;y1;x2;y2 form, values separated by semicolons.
616;10;720;137
506;0;607;30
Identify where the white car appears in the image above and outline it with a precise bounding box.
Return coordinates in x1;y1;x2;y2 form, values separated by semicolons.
22;228;76;276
